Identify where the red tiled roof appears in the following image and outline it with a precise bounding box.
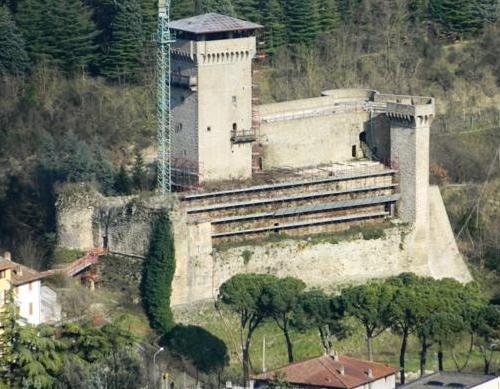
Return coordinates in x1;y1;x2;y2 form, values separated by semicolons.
0;258;14;272
10;263;44;286
252;355;399;389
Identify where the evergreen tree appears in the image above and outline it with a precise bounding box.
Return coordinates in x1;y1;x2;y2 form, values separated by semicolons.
114;165;132;194
0;5;30;75
284;0;320;46
141;0;157;43
317;0;340;34
55;0;98;73
140;212;176;334
131;150;147;191
0;291;62;388
200;0;236;16
234;0;259;21
260;0;286;54
172;0;196;19
100;0;144;81
16;0;53;63
429;0;484;38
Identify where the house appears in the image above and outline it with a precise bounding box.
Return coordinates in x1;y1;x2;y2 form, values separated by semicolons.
252;353;399;389
400;372;500;389
0;252;61;325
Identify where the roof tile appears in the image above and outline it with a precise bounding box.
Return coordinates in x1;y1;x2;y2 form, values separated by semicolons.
170;13;262;35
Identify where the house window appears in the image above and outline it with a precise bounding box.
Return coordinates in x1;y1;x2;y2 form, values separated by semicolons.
0;270;4;279
29;303;33;315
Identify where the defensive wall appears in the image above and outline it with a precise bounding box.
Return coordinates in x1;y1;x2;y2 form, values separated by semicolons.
56;89;472;307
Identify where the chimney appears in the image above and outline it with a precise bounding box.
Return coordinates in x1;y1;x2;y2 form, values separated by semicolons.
16;266;22;276
367;369;373;378
338;365;345;375
3;251;11;261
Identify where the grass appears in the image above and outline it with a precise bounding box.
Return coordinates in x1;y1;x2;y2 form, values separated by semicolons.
214;221;395;252
175;303;496;380
52;247;84;267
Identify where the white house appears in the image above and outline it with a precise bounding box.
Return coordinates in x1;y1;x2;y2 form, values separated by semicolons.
0;252;60;326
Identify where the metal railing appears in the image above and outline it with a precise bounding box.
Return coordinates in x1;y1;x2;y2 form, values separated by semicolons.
231;129;256;143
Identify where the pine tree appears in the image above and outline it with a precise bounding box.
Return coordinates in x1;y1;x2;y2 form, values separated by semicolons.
200;0;236;16
131;150;147;191
172;0;196;19
100;0;144;81
140;212;176;334
0;6;30;75
16;0;54;63
429;0;484;38
56;0;98;73
113;165;132;194
260;0;286;54
140;0;157;43
317;0;340;34
285;0;320;46
234;0;260;22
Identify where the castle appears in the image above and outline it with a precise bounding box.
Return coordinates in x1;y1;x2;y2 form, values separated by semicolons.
56;13;471;306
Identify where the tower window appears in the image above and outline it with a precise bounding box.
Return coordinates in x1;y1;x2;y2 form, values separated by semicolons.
232;123;237;131
352;145;357;158
175;123;183;132
207;126;211;132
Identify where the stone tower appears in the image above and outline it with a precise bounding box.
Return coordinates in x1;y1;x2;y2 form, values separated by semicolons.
169;13;262;185
387;98;435;233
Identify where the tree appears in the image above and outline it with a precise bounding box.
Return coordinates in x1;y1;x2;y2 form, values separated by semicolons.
172;0;196;19
100;0;144;81
473;304;500;374
200;0;236;16
15;0;52;63
132;150;147;191
263;276;306;362
260;0;286;54
429;0;484;39
140;212;176;334
0;5;29;75
342;280;395;360
163;325;229;379
0;291;62;388
54;0;98;73
317;0;340;34
234;0;260;22
114;165;132;194
294;289;348;354
284;0;320;46
217;273;276;386
386;273;423;384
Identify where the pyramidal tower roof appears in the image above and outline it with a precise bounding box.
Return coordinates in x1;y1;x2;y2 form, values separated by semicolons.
169;13;263;35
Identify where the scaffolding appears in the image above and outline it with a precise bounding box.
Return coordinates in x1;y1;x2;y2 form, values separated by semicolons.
157;0;173;193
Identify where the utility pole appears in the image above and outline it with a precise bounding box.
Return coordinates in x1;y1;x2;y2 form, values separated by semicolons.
262;335;266;373
157;0;173;193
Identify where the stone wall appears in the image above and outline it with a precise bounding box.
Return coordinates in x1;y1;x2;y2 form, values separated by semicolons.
259;110;369;169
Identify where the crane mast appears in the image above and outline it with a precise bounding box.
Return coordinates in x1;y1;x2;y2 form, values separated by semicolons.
157;0;172;193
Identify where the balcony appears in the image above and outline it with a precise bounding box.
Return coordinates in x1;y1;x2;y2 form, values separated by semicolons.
231;128;256;143
171;72;197;91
